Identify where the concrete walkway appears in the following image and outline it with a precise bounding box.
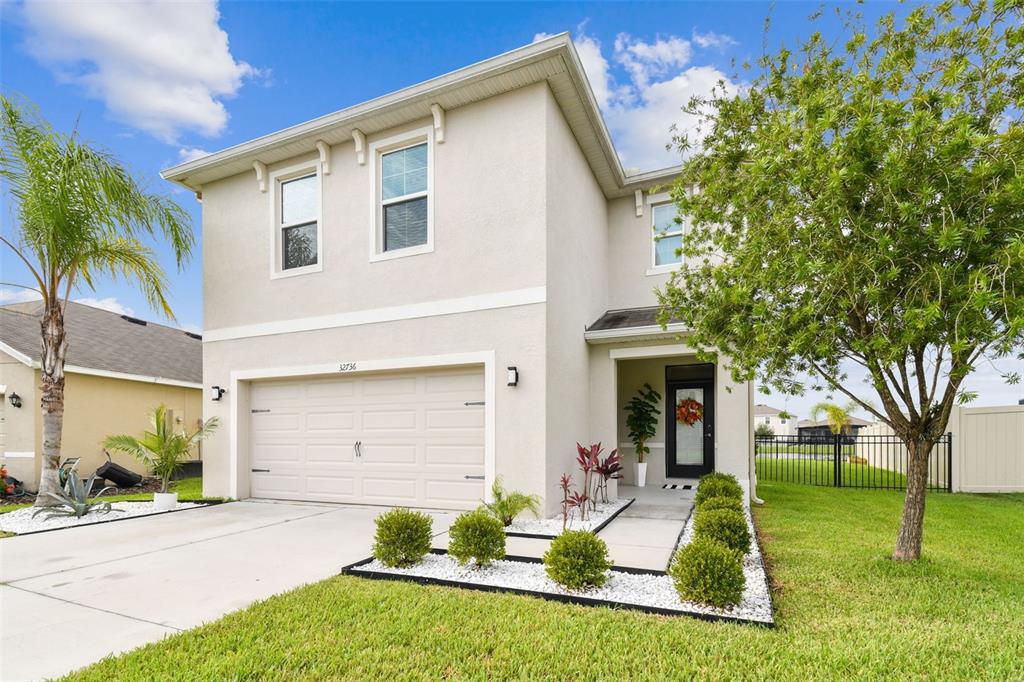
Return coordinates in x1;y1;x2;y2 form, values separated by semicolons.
0;501;457;682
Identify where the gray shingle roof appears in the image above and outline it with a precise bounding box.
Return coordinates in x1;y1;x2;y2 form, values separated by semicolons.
754;404;783;416
586;306;683;332
0;301;201;384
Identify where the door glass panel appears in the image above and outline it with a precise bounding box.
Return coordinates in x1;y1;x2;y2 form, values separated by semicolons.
674;387;705;465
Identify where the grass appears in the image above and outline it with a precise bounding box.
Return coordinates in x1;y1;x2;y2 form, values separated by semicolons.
0;476;207;515
755;457;917;489
63;482;1024;681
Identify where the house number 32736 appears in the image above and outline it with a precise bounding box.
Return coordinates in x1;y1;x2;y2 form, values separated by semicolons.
338;362;357;372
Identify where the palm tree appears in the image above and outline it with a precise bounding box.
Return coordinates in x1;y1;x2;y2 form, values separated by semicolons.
0;95;194;506
810;401;860;435
104;405;218;494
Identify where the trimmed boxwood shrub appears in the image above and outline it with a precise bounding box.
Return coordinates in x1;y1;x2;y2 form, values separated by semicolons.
372;507;432;568
669;536;745;608
543;530;613;590
698;495;744;514
448;509;506;567
693;508;751;554
695;473;744;507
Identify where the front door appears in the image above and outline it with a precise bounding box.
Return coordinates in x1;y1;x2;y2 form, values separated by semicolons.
665;373;714;478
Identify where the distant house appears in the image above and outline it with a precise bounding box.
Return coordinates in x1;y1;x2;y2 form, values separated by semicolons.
754;404;796;436
0;301;202;491
797;416;872;442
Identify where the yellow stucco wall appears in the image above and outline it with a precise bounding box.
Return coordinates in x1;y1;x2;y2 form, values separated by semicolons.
1;350;202;491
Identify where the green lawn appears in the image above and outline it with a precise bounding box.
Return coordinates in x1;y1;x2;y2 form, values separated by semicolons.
0;476;207;515
756;456;916;489
62;482;1023;681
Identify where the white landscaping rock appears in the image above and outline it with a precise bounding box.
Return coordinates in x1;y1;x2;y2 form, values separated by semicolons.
0;501;202;535
505;497;632;537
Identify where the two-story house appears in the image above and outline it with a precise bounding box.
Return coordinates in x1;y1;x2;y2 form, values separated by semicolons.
754;404;796;437
162;34;754;514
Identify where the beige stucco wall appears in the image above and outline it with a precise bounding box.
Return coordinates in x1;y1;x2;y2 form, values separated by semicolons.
0;350;38;485
542;86;609;512
606;194;673;310
201;82;549;332
0;350;202;491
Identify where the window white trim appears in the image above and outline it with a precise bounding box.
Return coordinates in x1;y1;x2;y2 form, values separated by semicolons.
649;195;683;271
368;126;435;263
269;159;323;280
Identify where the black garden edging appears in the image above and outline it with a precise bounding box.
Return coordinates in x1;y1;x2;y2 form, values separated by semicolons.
340;547;774;627
2;499;230;537
504;497;636;539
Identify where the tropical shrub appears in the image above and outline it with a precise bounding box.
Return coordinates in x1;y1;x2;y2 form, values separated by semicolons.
695;472;743;506
372;508;432;568
448;510;506;567
482;476;540;526
594;448;624;503
694;508;751;554
698;495;744;514
543;530;613;590
625;384;661;464
669;536;745;608
31;472;120;520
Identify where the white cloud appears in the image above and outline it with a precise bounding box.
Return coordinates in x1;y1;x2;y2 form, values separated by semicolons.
178;147;212;163
535;29;737;171
692;28;738;51
20;0;257;143
0;287;41;304
74;297;135;316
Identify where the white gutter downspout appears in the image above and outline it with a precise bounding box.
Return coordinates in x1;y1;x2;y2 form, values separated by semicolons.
749;380;764;505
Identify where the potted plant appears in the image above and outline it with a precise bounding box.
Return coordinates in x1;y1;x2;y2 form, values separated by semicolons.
104;405;218;511
625;383;661;487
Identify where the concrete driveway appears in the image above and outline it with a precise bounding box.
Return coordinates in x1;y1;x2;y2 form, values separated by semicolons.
0;501;456;682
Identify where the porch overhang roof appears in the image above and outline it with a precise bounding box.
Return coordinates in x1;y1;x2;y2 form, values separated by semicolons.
584;307;687;343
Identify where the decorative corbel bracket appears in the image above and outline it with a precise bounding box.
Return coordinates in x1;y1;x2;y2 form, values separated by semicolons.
352;129;366;165
316;140;331;175
635;190;643;218
194;191;203;203
253;161;267;193
430;103;446;143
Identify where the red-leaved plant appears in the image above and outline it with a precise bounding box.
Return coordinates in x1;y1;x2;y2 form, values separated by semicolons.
558;474;589;531
594;448;623;503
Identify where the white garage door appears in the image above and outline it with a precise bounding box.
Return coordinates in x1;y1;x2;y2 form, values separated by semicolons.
248;367;485;509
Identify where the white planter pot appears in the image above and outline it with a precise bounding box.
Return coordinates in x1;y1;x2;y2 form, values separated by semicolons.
634;462;648;488
153;492;178;511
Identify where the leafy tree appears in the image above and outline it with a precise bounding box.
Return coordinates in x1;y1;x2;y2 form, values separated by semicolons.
624;383;662;464
810;401;860;435
658;1;1023;560
0;96;194;505
754;422;775;438
104;405;218;494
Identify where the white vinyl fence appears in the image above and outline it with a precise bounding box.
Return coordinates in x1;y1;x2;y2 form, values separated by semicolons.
856;404;1024;493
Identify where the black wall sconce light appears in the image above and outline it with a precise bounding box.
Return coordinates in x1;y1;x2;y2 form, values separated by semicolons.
210;386;226;401
507;366;519;387
8;392;22;408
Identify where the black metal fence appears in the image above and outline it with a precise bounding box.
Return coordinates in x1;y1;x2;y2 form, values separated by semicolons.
755;434;952;492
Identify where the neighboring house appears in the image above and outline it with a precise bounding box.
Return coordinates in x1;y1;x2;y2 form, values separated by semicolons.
754;404;795;437
797;416;872;441
0;301;203;490
161;34;754;513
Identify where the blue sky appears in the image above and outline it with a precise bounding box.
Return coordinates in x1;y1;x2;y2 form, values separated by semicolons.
1;1;1020;415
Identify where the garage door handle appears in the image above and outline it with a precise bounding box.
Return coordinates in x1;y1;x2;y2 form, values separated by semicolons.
251;468;270;473
464;401;485;406
354;441;362;458
464;475;484;480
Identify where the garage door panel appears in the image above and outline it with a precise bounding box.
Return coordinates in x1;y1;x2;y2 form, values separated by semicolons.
362;409;417;430
306;410;356;431
425;444;485;466
362;477;418;501
249;367;484;508
426;407;484;430
306;475;356;497
305;443;356;463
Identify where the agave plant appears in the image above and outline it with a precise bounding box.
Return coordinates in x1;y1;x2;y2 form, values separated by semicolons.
32;471;120;520
482;476;541;526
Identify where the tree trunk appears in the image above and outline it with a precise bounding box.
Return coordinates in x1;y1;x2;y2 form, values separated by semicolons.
892;438;930;561
35;300;68;507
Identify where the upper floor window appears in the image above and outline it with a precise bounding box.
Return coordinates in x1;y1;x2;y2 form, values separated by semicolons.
270;161;322;279
370;128;434;262
652;202;682;267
